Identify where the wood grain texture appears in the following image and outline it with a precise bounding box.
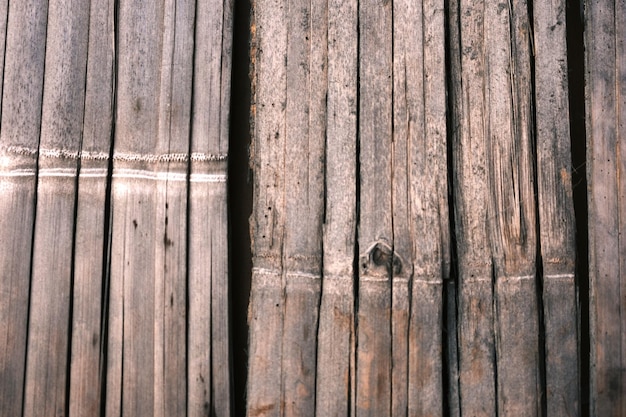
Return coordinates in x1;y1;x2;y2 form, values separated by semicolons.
23;0;90;415
246;0;288;414
356;0;393;414
586;0;626;414
393;0;449;414
106;1;164;415
448;0;497;414
188;0;233;414
281;0;326;413
450;0;541;415
533;0;579;415
0;1;48;415
484;1;540;415
68;0;114;414
314;0;358;413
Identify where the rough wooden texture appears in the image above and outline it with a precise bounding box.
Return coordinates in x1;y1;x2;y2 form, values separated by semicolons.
106;4;160;415
281;0;326;413
486;2;540;416
314;0;358;413
450;0;541;415
393;0;449;415
449;0;497;413
586;0;626;414
246;0;288;413
356;0;393;415
23;1;90;415
533;0;579;415
68;0;115;414
188;0;233;415
0;1;48;415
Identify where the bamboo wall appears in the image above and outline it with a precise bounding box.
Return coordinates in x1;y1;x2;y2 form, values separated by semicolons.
0;0;623;416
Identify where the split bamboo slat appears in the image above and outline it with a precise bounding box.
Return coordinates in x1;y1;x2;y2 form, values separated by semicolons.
533;1;579;415
0;1;47;415
24;1;90;416
586;0;626;414
68;0;115;414
247;0;449;415
0;1;233;415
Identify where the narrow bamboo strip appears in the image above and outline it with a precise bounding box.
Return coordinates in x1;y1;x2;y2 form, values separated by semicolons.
314;0;358;413
586;0;626;414
0;1;48;415
68;0;115;413
533;0;580;414
246;0;288;414
23;1;90;415
187;0;234;415
106;2;165;415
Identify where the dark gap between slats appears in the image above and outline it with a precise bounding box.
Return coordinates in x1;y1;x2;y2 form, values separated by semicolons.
352;4;362;415
100;1;120;412
443;0;459;414
229;0;253;413
526;2;548;415
565;0;589;414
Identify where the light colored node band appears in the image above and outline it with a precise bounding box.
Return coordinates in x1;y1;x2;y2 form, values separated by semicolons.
2;145;227;163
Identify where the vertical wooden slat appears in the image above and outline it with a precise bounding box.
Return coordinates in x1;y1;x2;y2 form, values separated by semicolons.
68;1;115;414
23;0;90;415
153;0;194;415
449;0;497;414
485;1;540;415
356;1;393;416
188;0;233;414
246;0;288;413
393;0;449;415
533;0;580;415
586;0;626;414
281;0;326;413
106;1;164;415
314;0;358;413
0;1;48;415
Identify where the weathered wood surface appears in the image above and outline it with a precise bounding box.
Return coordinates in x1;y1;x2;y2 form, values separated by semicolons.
0;1;48;415
449;0;548;415
24;1;90;416
188;0;234;415
68;0;114;415
248;0;449;416
0;0;234;415
533;0;579;415
586;0;626;414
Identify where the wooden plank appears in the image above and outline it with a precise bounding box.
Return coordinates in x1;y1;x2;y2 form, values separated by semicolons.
484;1;540;415
68;0;115;414
187;0;233;414
106;1;164;415
0;1;48;415
314;0;358;413
280;0;326;413
23;0;90;415
0;0;8;104
246;0;288;413
585;0;626;414
532;0;580;415
153;0;195;415
392;0;449;414
356;0;393;415
448;0;497;414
